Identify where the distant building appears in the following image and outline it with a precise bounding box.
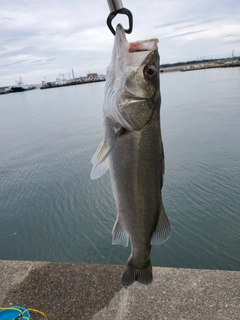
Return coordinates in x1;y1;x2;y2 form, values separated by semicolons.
87;73;98;80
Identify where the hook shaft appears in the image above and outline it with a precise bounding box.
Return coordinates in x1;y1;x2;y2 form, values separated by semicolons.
107;0;124;12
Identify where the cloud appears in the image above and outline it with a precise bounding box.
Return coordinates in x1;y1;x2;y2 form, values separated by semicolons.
154;19;196;29
1;59;30;68
163;29;209;39
221;34;236;38
223;38;240;44
0;46;37;58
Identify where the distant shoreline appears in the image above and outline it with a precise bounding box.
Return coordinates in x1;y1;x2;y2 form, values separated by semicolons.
160;58;240;73
40;79;105;90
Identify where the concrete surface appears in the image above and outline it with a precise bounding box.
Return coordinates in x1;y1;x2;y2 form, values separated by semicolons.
0;260;239;320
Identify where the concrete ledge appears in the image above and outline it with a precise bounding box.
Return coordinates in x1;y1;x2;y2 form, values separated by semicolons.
0;260;239;320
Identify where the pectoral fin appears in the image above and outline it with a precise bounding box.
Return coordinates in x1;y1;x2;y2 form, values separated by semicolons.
90;126;125;180
90;140;110;180
151;202;171;245
112;218;129;247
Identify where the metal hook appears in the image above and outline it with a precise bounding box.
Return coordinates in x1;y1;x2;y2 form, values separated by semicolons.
106;0;133;35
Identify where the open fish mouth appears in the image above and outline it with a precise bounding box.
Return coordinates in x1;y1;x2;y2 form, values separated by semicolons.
116;23;158;53
113;24;159;69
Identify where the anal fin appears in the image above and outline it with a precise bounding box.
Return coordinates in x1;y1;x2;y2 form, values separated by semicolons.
112;218;129;247
151;202;171;245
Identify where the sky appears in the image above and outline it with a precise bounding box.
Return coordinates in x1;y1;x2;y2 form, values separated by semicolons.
1;0;240;86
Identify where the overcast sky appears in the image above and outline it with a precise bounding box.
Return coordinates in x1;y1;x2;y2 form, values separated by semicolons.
1;0;240;86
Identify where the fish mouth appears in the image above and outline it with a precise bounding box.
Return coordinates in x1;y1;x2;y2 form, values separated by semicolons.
115;24;158;53
115;24;159;67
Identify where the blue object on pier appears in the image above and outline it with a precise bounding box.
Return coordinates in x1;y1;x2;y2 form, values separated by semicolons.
0;306;30;319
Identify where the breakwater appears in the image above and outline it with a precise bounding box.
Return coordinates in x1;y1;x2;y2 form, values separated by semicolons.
0;260;239;320
40;79;105;90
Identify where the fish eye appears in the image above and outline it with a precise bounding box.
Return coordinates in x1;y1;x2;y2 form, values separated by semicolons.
144;65;157;79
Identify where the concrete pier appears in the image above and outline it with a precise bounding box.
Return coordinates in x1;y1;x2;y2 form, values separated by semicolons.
0;260;239;319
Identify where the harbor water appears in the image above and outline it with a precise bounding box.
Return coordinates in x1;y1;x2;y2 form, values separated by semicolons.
0;67;240;270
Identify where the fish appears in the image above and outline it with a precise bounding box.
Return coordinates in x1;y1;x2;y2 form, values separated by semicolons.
91;24;171;287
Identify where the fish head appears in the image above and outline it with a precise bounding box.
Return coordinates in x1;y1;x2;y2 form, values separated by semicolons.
104;24;160;131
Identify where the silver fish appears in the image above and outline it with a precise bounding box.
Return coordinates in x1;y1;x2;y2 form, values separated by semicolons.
91;24;170;286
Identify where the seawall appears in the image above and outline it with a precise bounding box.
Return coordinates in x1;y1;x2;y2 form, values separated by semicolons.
0;260;239;319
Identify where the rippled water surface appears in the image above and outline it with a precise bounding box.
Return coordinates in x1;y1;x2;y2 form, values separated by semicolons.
0;68;240;270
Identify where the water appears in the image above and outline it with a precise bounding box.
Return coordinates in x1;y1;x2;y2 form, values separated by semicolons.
0;68;240;271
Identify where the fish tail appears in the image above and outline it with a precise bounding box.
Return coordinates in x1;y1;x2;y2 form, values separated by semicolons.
121;262;153;287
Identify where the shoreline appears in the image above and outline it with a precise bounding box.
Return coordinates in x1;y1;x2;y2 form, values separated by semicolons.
40;79;105;90
160;60;240;73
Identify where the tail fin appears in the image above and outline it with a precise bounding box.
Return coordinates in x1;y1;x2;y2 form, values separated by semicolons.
121;263;153;287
